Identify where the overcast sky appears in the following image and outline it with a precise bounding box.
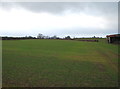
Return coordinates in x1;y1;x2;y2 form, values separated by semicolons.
0;2;118;38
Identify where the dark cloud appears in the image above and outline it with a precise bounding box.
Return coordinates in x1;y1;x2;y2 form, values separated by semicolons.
0;2;117;15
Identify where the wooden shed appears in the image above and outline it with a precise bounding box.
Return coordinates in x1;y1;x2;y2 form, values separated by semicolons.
106;34;120;44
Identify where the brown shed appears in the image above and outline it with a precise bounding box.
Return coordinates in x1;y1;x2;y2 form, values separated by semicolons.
106;34;120;44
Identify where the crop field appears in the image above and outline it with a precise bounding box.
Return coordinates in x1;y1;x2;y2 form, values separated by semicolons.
2;39;119;87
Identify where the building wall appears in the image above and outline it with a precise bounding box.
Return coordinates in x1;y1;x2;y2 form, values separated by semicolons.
107;37;120;44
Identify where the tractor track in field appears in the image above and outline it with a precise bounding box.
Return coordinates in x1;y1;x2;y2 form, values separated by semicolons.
97;50;118;71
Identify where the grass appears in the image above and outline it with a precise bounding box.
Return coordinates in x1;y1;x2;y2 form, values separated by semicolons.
2;39;119;87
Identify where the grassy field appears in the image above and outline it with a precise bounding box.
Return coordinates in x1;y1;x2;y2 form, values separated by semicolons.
2;39;119;87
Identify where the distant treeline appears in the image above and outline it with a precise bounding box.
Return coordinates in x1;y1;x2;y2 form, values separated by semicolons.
1;33;102;42
2;36;36;40
1;35;72;40
1;36;68;40
2;36;100;42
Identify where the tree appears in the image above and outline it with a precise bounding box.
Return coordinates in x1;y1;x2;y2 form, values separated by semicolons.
37;33;44;39
44;36;49;39
65;36;71;40
53;35;57;39
93;36;96;38
50;35;58;39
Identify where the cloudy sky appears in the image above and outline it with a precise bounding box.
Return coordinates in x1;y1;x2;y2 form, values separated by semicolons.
0;2;118;38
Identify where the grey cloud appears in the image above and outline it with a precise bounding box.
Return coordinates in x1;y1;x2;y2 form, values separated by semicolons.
0;2;117;15
118;2;120;33
0;2;87;14
0;2;118;37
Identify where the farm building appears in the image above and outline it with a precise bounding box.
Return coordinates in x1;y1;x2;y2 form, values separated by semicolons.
106;34;120;44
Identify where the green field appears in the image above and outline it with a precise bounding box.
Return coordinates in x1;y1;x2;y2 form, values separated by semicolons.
2;39;119;87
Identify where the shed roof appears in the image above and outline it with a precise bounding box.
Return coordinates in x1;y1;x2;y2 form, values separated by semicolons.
106;34;120;37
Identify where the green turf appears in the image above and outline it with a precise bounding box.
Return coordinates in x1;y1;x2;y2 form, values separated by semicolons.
2;39;119;87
